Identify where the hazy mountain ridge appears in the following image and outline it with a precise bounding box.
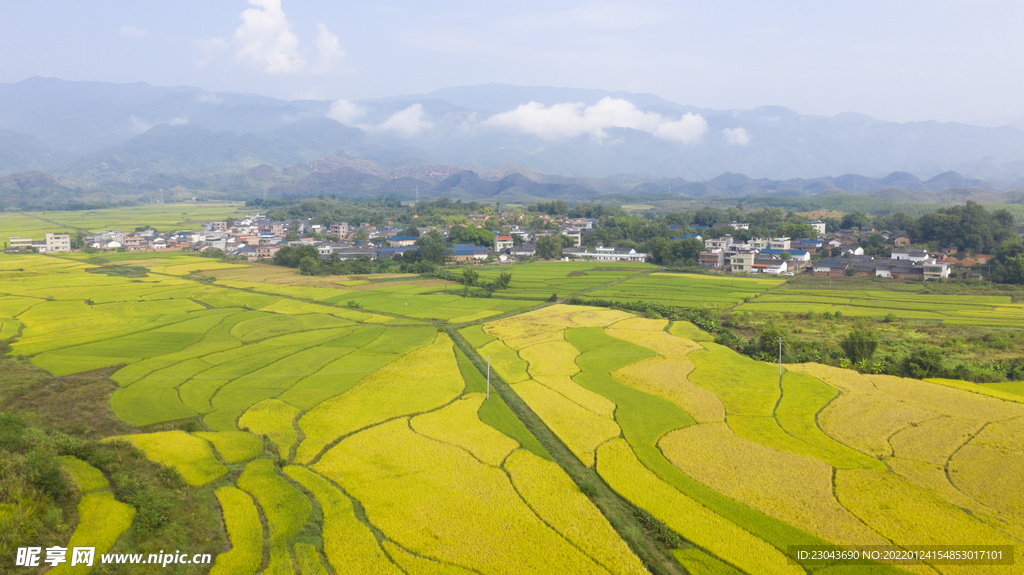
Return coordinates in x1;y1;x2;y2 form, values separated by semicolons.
4;77;1024;191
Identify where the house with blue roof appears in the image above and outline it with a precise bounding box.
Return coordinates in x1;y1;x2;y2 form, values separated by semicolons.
387;235;419;247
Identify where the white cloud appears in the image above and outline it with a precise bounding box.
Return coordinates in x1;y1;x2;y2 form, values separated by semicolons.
723;127;751;146
170;118;189;126
327;99;366;124
129;116;153;134
232;0;305;73
196;92;223;104
314;23;345;72
373;104;433;137
483;97;707;144
119;26;149;38
195;37;228;68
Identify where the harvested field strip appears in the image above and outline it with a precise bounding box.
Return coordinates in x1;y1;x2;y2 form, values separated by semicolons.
109;431;227;486
50;491;135;575
314;418;611;575
411;393;520;466
511;379;621;467
284;465;402;574
296;333;464;463
58;456;109;492
659;422;890;547
194;431;265;464
239;400;301;459
211;486;263;575
596;439;802;575
505;449;649;575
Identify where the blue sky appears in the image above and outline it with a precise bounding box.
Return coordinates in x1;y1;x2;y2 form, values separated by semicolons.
2;0;1022;124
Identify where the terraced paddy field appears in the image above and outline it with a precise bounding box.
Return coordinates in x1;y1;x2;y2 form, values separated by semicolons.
0;253;653;575
579;272;783;310
5;251;1024;574
733;288;1024;327
0;203;248;239
470;306;1024;574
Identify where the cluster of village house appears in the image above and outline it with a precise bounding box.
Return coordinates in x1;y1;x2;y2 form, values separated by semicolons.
11;216;1022;280
690;220;982;280
6;214;646;264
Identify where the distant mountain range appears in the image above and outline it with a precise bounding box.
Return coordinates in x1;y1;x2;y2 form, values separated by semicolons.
2;77;1024;204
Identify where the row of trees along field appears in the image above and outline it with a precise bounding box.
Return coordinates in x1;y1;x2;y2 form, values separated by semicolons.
259;197;1023;284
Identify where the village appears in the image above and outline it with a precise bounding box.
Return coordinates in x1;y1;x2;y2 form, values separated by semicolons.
8;214;1024;281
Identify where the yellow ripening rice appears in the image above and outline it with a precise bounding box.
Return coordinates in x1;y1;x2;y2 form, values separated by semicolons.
659;423;889;547
238;399;300;460
294;543;330;575
284;466;402;575
888;416;983;466
314;418;609;575
520;339;581;377
49;491;135;575
596;438;802;575
784;362;877;394
607;316;668;332
818;393;935;459
58;456;109;493
886;457;1024;543
296;333;464;463
483;321;564;350
668;320;715;342
949;444;1024;526
512;380;621;467
106;430;226;486
835;469;1022;571
380;542;476;575
193;431;264;464
210;486;262;575
971;417;1024;453
533;375;616;418
477;339;530;384
410;393;520;466
866;374;1024;421
569;308;635;327
505;449;648;575
607;324;723;423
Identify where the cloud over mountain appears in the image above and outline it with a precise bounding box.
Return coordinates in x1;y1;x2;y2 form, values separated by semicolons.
483;97;707;143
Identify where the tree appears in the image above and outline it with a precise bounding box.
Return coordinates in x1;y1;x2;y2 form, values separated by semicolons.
536;235;563;259
404;226;421;238
462;268;479;286
780;251;792;261
415;230;449;264
284;230;300;241
840;328;878;363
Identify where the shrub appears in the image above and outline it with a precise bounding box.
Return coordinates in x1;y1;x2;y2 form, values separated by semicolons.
840;328;878;363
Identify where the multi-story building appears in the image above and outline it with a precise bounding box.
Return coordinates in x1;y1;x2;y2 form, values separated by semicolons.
45;233;71;253
10;237;33;249
494;236;514;251
329;223;349;237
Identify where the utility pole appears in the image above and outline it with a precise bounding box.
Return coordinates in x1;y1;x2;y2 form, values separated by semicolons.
486;356;491;399
778;337;783;380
